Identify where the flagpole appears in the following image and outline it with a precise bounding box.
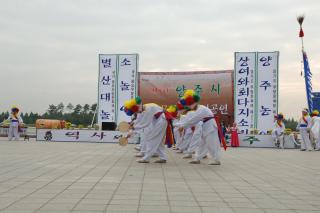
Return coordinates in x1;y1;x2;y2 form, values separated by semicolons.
297;15;313;112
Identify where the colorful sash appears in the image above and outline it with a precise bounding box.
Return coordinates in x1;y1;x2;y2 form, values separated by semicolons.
154;111;175;148
203;116;227;151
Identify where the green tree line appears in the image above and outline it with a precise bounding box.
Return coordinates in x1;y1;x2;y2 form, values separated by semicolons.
0;104;299;130
0;103;97;126
283;118;298;131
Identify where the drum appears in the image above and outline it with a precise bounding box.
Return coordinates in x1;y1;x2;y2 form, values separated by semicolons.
118;122;130;133
119;136;128;146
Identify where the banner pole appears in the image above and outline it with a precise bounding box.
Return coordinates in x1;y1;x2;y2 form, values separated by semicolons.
91;105;97;128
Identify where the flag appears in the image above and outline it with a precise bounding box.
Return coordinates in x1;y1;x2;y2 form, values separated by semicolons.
302;51;313;112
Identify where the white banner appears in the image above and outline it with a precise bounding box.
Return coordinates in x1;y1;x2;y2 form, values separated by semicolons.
238;134;296;148
36;129;129;143
234;52;256;134
257;52;279;134
117;54;138;124
98;54;117;124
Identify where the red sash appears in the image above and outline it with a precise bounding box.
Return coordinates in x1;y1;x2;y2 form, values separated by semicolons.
154;111;175;148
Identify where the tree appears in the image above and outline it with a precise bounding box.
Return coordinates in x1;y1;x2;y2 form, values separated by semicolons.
57;103;64;114
22;112;29;124
66;103;74;113
47;104;58;115
283;118;298;131
0;102;97;126
73;104;82;114
82;104;90;114
0;112;9;122
90;103;97;113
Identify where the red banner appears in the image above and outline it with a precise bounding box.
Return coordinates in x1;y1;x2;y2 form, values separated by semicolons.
138;70;234;126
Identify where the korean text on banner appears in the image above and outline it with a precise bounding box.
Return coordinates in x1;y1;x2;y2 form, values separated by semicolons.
234;52;256;134
257;52;279;134
139;71;234;125
36;129;129;143
98;54;117;124
117;54;138;124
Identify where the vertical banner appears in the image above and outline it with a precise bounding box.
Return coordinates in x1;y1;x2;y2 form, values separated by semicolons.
257;52;279;134
98;54;117;125
117;54;138;123
234;52;256;134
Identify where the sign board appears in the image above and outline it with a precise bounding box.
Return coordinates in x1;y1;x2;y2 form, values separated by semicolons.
139;71;234;125
36;129;130;143
117;54;138;123
234;53;256;134
256;52;279;134
234;52;279;134
98;54;117;124
98;54;138;128
238;134;296;148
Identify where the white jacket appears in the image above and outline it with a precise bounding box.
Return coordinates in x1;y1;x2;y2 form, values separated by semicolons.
174;105;217;137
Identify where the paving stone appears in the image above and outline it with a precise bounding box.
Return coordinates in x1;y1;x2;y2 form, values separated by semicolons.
0;139;319;213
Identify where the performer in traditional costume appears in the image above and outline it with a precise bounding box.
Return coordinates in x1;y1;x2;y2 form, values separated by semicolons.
124;97;162;158
230;122;240;147
297;108;312;151
7;106;23;141
174;89;227;165
172;101;188;151
310;110;320;151
271;113;285;149
124;97;175;163
175;104;203;156
128;113;142;147
182;121;203;159
176;111;194;154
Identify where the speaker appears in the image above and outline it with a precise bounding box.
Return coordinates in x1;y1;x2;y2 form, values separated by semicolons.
101;122;117;131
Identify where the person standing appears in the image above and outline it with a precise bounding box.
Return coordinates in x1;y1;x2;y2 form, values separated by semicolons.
297;108;312;151
8;106;23;141
230;122;240;147
310;110;320;151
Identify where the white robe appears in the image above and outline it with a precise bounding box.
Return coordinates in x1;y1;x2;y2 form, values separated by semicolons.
133;104;167;161
186;121;203;155
177;111;195;152
133;104;163;154
178;127;193;152
173;118;183;147
297;116;312;151
175;105;221;161
272;121;285;148
8;114;23;141
311;116;320;149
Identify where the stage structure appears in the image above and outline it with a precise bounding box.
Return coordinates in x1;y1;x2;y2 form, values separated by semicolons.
98;54;138;130
234;51;279;135
36;53;296;148
139;71;234;125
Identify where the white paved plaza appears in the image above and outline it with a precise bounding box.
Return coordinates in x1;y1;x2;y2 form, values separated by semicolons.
0;138;319;213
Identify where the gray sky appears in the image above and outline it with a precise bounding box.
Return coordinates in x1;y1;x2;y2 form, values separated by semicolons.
1;0;319;119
